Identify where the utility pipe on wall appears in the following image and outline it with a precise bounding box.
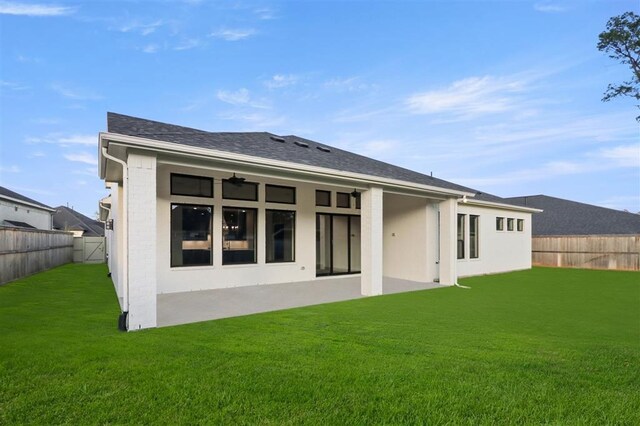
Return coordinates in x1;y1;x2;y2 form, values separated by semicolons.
101;146;129;328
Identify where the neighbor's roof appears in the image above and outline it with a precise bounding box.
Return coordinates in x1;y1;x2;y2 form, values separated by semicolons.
504;195;640;236
0;186;53;210
53;206;104;237
106;112;510;203
2;220;36;229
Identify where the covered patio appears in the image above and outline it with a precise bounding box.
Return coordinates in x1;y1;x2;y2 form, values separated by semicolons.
157;276;443;327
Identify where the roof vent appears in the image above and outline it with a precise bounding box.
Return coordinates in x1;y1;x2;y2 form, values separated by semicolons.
317;146;331;153
294;141;309;148
270;135;285;143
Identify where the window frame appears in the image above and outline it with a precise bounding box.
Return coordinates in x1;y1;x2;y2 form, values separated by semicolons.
496;217;504;231
170;203;213;268
265;184;296;205
222;206;258;265
336;192;351;208
315;190;331;207
507;218;515;232
170;173;213;198
222;180;259;201
265;209;296;263
470;215;479;259
517;219;524;232
457;213;466;260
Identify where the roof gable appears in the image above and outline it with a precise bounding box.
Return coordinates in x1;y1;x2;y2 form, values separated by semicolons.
53;206;104;237
0;186;52;210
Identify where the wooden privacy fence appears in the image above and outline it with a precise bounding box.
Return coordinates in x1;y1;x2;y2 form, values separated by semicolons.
532;235;640;271
0;227;74;285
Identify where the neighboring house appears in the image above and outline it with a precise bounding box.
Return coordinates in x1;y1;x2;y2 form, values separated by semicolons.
0;186;54;230
505;195;640;271
99;112;540;330
53;206;105;237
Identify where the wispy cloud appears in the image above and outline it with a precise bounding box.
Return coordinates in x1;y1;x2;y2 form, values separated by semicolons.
116;19;164;36
324;76;374;92
595;144;640;168
254;7;276;20
26;134;95;146
1;80;29;90
51;83;103;101
0;165;21;173
265;74;298;89
0;1;75;16
217;111;286;129
141;43;160;54
216;88;268;108
534;2;567;13
64;152;97;165
174;38;201;51
406;75;529;119
210;28;256;41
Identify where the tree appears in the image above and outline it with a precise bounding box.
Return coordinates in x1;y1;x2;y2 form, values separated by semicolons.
597;11;640;120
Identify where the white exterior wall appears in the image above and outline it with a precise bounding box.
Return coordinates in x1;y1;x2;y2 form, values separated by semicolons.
0;199;52;230
383;193;430;283
438;198;458;286
155;164;363;294
127;152;157;329
361;186;383;296
457;204;532;277
105;183;125;306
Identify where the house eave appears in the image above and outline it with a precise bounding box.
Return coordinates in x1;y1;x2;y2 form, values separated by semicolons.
462;198;543;213
99;132;475;199
0;195;55;212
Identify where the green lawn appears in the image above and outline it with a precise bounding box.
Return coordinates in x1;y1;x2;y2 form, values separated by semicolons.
1;265;638;424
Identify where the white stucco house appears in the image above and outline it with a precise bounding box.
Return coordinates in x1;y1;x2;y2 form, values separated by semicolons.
99;113;540;331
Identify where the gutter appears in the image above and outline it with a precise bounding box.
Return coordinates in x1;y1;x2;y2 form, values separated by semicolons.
462;198;543;214
99;132;475;199
100;146;129;331
0;195;56;212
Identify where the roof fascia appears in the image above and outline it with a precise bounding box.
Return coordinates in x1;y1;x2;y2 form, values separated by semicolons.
0;195;55;212
100;132;474;198
462;198;543;213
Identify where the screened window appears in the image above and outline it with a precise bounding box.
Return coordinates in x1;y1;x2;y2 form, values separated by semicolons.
337;192;351;208
517;219;524;232
265;184;296;204
507;218;515;231
171;174;213;198
457;214;465;259
266;210;295;263
496;217;504;231
470;215;479;259
316;190;331;207
222;180;258;201
170;204;212;267
222;208;257;264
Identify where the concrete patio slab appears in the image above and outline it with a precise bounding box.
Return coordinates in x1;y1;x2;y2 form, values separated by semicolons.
157;276;443;327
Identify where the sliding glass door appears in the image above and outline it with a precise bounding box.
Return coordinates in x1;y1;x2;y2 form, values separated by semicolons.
316;213;361;276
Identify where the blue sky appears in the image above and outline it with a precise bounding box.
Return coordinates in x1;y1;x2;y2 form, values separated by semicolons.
1;0;638;218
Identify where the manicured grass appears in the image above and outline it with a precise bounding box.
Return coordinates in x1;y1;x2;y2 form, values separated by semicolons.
1;265;638;424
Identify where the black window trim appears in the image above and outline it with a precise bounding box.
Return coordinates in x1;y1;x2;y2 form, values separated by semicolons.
222;180;259;201
170;203;213;268
265;208;296;264
265;184;297;205
222;206;258;265
170;173;213;198
315;190;331;207
336;192;351;209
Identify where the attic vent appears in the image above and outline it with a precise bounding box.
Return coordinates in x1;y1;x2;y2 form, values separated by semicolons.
270;136;285;143
316;146;331;153
294;141;309;148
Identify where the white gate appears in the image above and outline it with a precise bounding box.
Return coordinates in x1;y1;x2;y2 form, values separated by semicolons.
73;237;106;263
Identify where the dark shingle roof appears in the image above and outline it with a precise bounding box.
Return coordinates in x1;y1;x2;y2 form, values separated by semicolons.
107;112;508;202
504;195;640;236
3;220;36;229
0;186;52;210
53;206;104;237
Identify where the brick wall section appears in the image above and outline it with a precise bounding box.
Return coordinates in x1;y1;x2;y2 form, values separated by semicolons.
361;186;383;296
126;152;157;330
438;198;458;286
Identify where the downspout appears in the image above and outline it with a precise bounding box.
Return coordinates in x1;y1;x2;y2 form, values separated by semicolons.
101;146;129;330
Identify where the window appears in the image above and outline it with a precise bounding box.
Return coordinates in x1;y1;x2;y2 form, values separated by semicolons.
337;192;351;208
496;217;504;231
517;219;524;232
457;214;465;259
265;184;296;204
316;190;331;207
507;218;514;231
266;210;295;263
171;174;213;198
222;180;258;201
470;215;479;259
170;204;212;267
222;208;257;264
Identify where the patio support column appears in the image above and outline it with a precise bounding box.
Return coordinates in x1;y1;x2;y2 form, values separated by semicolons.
438;197;458;286
361;186;383;296
126;150;157;330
